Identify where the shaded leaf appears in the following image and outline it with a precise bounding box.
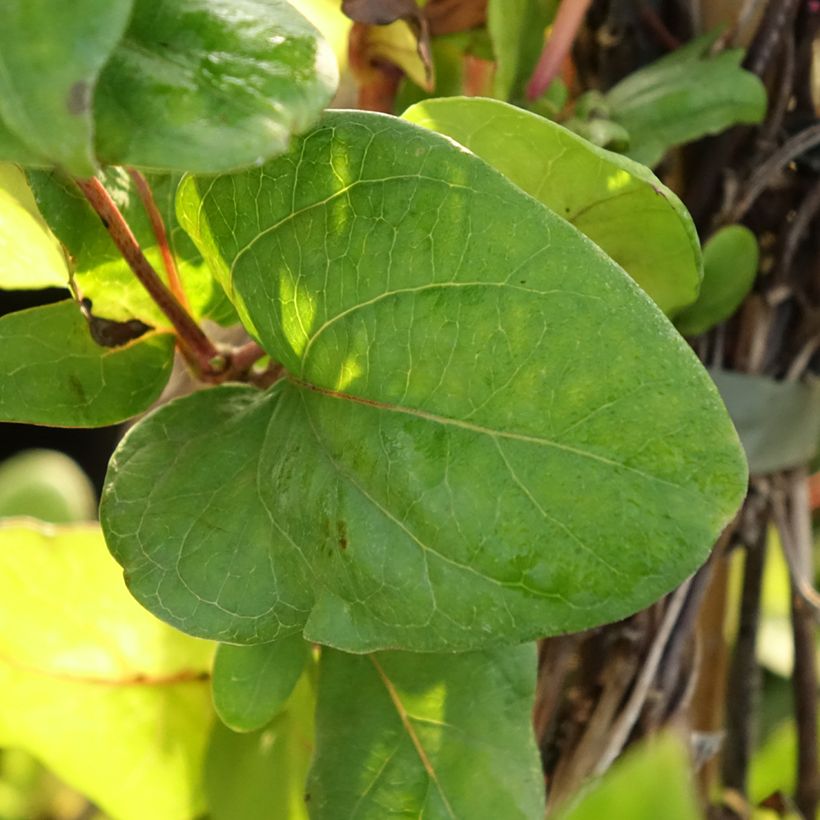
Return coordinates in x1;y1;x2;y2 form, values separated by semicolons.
556;734;700;820
0;521;213;820
0;450;96;524
488;0;557;101
605;34;767;167
0;0;134;176
0;164;69;290
212;634;309;732
29;168;233;324
94;0;338;172
0;300;173;427
205;670;315;820
308;644;544;819
403;97;702;314
105;112;746;652
710;368;820;474
675;225;758;336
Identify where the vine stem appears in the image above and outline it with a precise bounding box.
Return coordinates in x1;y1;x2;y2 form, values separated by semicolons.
127;169;190;311
75;176;223;377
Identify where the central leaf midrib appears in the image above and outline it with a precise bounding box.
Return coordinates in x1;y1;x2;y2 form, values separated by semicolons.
289;375;689;494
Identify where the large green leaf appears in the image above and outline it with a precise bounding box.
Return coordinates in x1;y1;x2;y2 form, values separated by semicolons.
403;97;702;315
605;34;767;167
308;644;543;818
93;0;338;172
0;300;173;427
212;634;309;732
0;0;134;177
487;0;557;101
104;112;746;653
0;521;213;820
0;164;69;290
29;168;234;324
205;670;315;820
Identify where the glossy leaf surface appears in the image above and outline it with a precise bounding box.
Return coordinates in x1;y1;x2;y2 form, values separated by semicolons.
0;0;133;176
675;225;758;336
403;97;702;315
308;644;543;818
0;522;213;820
105;112;746;652
0;301;173;427
94;0;339;172
205;671;315;820
0;164;69;290
29;168;233;324
212;634;309;732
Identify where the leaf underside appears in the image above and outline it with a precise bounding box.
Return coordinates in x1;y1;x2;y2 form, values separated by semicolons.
102;111;747;653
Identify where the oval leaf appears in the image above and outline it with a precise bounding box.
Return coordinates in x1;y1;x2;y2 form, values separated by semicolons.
93;0;339;173
308;645;544;818
104;112;746;652
0;300;173;427
403;97;702;315
212;634;309;732
675;225;758;336
0;521;213;820
0;0;134;176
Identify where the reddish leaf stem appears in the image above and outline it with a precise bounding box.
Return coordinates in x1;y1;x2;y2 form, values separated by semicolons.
526;0;592;100
127;168;191;311
75;176;223;377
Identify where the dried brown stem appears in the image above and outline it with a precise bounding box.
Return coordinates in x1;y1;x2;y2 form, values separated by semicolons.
127;169;190;311
75;176;223;377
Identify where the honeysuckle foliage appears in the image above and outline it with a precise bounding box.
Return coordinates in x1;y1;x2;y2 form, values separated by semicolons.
0;3;751;816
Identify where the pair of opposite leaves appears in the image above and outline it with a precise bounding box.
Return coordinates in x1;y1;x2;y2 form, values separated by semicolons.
100;105;747;656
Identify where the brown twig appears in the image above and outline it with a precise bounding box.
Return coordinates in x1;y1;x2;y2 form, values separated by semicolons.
75;176;224;378
729;123;820;221
127;169;190;311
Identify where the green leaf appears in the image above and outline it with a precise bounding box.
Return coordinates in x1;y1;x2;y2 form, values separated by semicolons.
0;164;69;290
0;0;134;176
93;0;339;173
205;669;315;820
403;97;702;315
556;733;700;820
605;34;767;167
29;168;234;325
308;644;544;818
675;225;758;336
0;450;96;523
212;634;309;732
106;111;746;652
0;300;174;427
0;521;213;820
488;0;557;101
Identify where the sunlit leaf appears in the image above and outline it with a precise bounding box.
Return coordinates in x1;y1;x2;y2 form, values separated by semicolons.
403;97;702;315
0;301;173;427
308;644;544;818
103;112;746;653
0;164;69;290
0;521;213;820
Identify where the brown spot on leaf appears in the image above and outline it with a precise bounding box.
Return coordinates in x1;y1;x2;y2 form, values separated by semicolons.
337;520;348;550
